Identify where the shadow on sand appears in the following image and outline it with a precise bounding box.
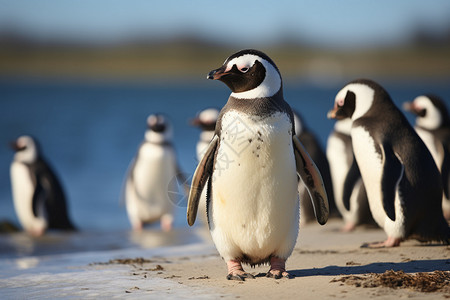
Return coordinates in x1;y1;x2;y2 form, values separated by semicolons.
291;259;450;278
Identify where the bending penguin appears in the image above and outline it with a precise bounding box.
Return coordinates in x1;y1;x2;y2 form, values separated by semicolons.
191;108;220;225
293;112;337;224
187;49;329;280
403;95;450;219
10;135;76;236
124;114;184;232
328;79;450;247
326;119;373;231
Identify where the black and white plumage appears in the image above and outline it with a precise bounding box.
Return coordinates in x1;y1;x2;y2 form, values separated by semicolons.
191;108;220;225
187;49;329;280
293;112;337;224
10;135;76;236
124;114;182;232
403;94;450;219
328;79;449;247
326;119;373;231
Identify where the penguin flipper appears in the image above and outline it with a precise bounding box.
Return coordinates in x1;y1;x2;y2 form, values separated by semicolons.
187;135;218;226
380;144;403;222
440;144;450;200
342;157;361;211
293;135;329;225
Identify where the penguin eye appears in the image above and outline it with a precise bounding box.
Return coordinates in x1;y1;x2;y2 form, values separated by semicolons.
240;67;249;73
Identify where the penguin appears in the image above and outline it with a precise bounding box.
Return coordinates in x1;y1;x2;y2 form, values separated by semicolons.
187;49;329;280
403;94;450;219
293;112;337;224
10;135;76;236
326;119;373;231
124;114;183;232
328;79;450;247
191;108;220;225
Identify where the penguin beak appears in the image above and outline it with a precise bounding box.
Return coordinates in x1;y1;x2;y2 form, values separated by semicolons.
403;101;426;117
190;117;201;127
327;104;346;120
207;67;227;80
9;141;23;151
402;102;413;112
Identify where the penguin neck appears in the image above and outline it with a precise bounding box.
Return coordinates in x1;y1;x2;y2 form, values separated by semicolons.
14;150;38;165
217;88;295;135
200;130;215;143
144;130;172;145
227;88;288;116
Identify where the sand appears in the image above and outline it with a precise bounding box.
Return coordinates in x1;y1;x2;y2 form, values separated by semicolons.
97;218;450;299
2;218;450;299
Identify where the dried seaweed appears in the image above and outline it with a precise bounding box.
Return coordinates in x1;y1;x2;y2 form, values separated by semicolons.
331;270;450;293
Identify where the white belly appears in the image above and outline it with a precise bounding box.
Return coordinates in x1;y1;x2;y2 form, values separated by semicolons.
326;133;354;221
351;127;386;226
415;127;442;169
126;143;176;225
352;127;406;237
209;111;299;263
10;162;47;234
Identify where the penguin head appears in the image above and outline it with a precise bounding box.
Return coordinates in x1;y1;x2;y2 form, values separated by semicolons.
191;108;219;132
403;94;449;130
10;135;39;164
328;79;387;121
207;49;282;99
145;114;173;143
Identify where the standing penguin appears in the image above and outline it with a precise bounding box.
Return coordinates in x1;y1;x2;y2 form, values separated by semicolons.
187;49;329;280
328;79;450;247
403;95;450;219
10;135;76;236
191;108;220;225
326;119;373;231
124;114;183;232
293;112;337;224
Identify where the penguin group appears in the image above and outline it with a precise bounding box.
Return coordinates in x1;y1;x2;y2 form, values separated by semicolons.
8;48;450;281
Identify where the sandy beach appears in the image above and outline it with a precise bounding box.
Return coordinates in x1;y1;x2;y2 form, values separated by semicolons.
148;219;450;299
2;218;449;299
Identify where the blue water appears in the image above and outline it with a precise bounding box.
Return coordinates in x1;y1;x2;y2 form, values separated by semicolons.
1;77;450;233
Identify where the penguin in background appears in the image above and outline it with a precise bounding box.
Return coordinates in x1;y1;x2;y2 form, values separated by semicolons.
326;119;374;231
10;135;76;236
191;108;220;225
124;114;185;232
328;79;450;247
187;49;329;280
403;94;450;220
293;112;337;224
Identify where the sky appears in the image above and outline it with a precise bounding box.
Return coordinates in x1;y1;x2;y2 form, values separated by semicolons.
0;0;449;48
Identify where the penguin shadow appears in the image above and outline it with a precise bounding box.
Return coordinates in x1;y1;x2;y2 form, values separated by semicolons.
289;259;450;278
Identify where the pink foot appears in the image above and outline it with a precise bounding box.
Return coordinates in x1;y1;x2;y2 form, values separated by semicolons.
160;214;173;232
132;221;143;231
444;210;450;221
341;222;356;232
266;257;293;279
226;260;255;281
361;236;402;248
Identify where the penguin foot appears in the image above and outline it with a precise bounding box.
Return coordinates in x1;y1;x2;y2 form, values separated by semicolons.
160;214;173;232
341;222;356;232
361;236;402;248
226;260;254;281
266;257;293;279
